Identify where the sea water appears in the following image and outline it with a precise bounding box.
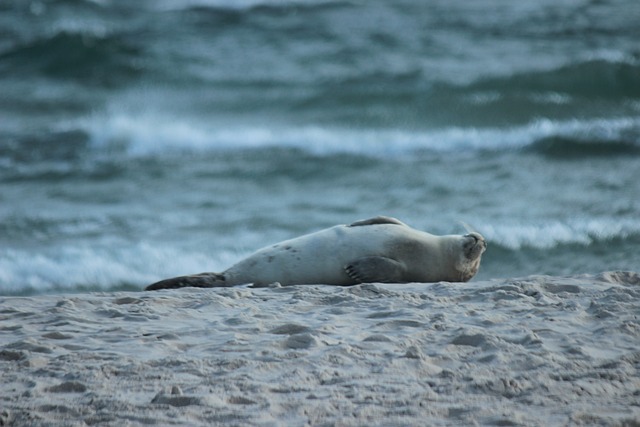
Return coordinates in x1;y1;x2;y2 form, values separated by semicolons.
1;0;639;295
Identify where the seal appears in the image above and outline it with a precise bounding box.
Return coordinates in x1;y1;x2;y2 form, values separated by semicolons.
144;216;487;291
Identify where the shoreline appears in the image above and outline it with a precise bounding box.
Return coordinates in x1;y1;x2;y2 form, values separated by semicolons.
2;272;639;426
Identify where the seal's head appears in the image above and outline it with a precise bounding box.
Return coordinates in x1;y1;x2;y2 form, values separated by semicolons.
457;232;487;281
463;232;487;260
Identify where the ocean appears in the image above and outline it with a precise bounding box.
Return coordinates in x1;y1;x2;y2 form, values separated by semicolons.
1;0;639;295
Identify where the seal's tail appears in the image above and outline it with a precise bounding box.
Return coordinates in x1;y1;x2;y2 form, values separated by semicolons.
144;272;227;291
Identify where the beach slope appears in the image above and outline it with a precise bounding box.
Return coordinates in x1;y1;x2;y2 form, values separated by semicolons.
1;272;639;426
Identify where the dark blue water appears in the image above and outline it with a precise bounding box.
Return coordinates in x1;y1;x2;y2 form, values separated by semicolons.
1;0;639;295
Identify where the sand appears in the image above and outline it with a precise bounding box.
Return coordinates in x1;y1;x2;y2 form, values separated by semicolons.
1;271;639;426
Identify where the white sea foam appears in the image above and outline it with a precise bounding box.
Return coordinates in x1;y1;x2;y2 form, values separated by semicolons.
479;217;640;250
0;244;228;294
152;0;346;12
78;114;640;158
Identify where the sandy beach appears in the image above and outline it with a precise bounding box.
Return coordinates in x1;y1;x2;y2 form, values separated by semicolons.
1;271;639;426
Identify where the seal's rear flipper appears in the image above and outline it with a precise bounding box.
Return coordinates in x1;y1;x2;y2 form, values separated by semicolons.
144;272;227;291
344;257;407;284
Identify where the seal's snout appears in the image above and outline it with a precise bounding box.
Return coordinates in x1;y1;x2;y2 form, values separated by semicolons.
463;232;487;259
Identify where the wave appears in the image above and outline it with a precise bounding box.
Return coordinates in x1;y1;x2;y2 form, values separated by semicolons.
478;218;640;251
476;218;640;280
0;244;225;296
2;115;637;182
528;136;640;159
229;56;640;129
75;114;640;158
156;0;352;12
466;56;640;100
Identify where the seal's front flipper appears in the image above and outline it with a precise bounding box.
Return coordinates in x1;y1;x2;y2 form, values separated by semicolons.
144;272;227;291
344;257;407;284
348;216;408;227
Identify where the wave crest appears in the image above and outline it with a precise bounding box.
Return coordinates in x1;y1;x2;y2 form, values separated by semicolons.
76;114;640;158
480;218;640;251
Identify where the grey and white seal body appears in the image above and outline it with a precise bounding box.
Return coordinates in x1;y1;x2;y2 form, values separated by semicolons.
145;216;487;291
